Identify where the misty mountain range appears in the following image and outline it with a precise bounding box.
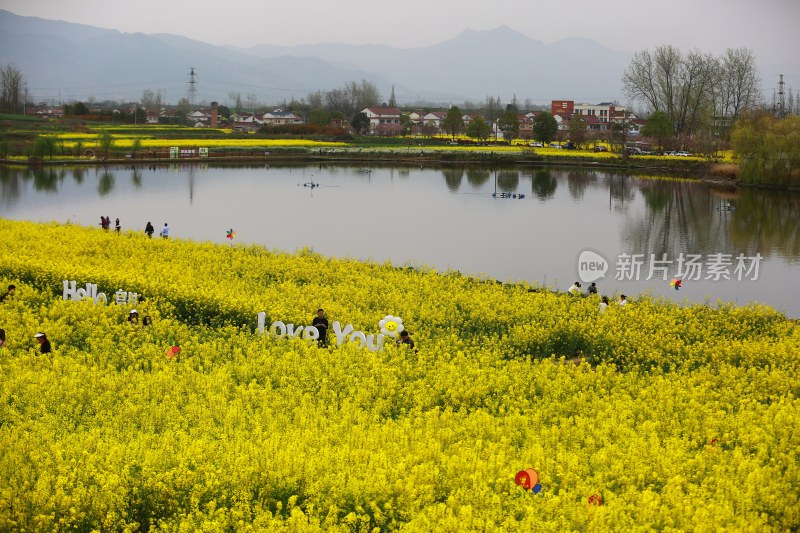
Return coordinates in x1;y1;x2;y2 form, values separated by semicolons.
0;9;632;108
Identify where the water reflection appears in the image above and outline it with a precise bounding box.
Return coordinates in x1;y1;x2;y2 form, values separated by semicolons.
1;163;798;314
529;169;557;200
442;168;464;192
466;168;490;188
98;171;115;196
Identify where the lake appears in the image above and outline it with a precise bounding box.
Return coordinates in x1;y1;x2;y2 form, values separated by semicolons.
2;162;799;317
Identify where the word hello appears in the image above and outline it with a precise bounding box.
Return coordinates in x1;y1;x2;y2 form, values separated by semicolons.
63;280;139;306
256;313;387;351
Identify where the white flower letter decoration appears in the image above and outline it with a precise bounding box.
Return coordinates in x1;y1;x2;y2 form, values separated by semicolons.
378;315;404;338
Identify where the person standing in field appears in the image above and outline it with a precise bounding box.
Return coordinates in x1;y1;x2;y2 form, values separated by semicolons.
160;223;169;239
618;294;628;306
145;221;155;238
0;284;15;303
568;281;582;296
115;218;121;233
312;308;329;346
599;296;609;314
398;330;415;351
34;332;51;354
587;282;598;295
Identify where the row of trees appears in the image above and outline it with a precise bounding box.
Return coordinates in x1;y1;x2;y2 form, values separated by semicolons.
623;46;761;147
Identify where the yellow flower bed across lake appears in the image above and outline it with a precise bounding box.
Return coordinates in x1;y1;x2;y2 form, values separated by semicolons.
0;220;797;531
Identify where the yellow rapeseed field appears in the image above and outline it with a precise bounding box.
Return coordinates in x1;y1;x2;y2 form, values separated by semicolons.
0;219;796;531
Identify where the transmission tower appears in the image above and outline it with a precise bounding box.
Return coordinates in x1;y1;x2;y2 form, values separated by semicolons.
187;67;197;108
777;74;786;117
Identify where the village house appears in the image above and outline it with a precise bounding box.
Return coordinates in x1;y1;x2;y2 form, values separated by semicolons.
262;108;304;125
229;112;262;132
362;106;403;134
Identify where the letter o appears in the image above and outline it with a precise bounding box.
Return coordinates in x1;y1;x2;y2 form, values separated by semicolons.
270;321;287;337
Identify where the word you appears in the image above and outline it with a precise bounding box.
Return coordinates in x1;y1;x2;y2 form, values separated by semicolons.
63;280;139;306
256;313;406;352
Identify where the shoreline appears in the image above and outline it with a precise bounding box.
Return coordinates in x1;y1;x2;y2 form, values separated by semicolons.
7;151;800;191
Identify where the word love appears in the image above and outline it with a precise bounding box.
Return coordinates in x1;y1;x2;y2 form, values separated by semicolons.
62;280;139;306
256;314;406;352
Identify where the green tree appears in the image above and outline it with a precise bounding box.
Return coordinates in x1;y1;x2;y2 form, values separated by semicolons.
351;112;370;134
97;131;114;159
567;116;588;148
31;135;57;160
388;85;397;107
533;112;558;144
641;111;673;151
399;114;412;136
308;108;331;126
731;112;800;186
131;137;142;159
466;116;492;142
497;111;519;142
441;106;464;139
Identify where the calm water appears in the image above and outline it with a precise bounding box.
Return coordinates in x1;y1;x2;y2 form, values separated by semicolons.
2;163;799;316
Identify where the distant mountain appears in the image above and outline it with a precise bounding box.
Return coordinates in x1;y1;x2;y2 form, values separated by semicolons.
0;10;630;107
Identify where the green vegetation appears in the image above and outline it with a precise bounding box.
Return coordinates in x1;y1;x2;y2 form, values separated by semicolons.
731;112;800;187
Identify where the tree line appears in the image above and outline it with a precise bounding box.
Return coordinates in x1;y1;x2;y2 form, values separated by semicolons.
623;46;761;149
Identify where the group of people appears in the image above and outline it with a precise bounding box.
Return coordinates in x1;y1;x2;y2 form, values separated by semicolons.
0;283;154;354
144;222;169;239
568;281;628;314
127;309;152;326
99;217;169;239
311;309;415;350
99;216;122;232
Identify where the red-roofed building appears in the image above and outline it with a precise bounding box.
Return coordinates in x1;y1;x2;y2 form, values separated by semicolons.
362;107;403;133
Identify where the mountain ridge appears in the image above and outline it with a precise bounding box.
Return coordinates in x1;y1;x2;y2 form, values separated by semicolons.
0;9;630;107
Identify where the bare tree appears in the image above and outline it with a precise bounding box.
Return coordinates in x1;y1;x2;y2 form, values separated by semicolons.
623;45;721;145
0;63;27;114
715;48;761;121
140;89;162;110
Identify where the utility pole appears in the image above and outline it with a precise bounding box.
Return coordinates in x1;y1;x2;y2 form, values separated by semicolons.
777;74;786;118
188;67;197;109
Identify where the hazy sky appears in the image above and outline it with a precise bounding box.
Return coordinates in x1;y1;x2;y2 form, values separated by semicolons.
2;0;798;84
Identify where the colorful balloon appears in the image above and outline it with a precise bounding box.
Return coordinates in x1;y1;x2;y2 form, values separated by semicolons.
514;468;539;491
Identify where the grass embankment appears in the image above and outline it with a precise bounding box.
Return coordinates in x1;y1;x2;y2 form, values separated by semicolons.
0;220;797;531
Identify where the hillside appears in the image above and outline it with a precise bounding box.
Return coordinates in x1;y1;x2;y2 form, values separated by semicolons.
0;9;629;105
0;220;797;530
